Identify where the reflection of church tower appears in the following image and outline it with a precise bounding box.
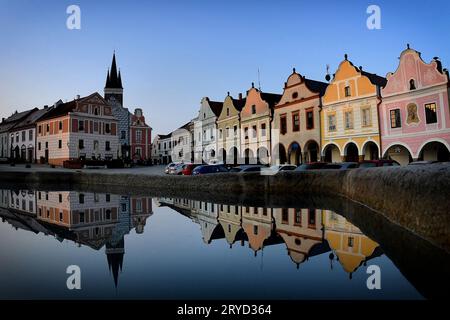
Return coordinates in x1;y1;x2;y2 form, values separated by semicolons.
106;237;125;288
104;52;124;106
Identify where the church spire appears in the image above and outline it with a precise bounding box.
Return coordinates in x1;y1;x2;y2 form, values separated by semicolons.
105;68;111;88
118;69;123;88
104;51;124;105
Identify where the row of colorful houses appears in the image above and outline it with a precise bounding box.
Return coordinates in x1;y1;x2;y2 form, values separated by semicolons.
0;54;153;166
158;45;450;166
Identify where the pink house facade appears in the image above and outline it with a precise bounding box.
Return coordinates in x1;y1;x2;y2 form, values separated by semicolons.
380;46;450;165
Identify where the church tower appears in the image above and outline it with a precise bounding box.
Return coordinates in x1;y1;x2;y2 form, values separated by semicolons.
104;52;124;106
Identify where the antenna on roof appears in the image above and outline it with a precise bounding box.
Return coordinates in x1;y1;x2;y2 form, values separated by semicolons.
257;67;262;91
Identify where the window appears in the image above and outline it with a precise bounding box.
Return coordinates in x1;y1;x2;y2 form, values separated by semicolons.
59;212;63;222
94;108;99;115
292;92;298;99
22;131;25;142
261;123;266;137
121;130;126;139
244;127;249;139
219;129;223;139
344;111;353;129
59;194;62;203
361;107;371;126
251;105;256;114
136;147;142;156
234;125;238;136
93;140;99;151
38;142;41;151
45;142;48;149
348;237;354;247
328;114;336;132
46;124;50;132
425;103;437;124
294;209;302;225
105;141;111;151
46;210;50;218
306;109;314;129
308;209;316;227
59;121;62;130
226;108;230;116
252;125;257;138
105;123;110;133
79;212;85;223
121;203;127;212
29;130;33;141
38;125;42;134
79;193;84;204
280;114;287;135
94;122;99;132
410;79;416;90
226;127;229;138
292;112;300;131
282;208;288;223
390;109;401;128
253;225;258;235
262;207;267;216
58;140;62;149
345;86;351;97
79;120;84;131
106;210;111;220
136;200;142;212
78;139;84;149
94;193;99;202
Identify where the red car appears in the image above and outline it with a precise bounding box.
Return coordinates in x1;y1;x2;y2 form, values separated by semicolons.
358;159;400;168
181;163;200;175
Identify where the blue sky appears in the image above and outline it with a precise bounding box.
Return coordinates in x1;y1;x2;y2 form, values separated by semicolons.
0;0;449;135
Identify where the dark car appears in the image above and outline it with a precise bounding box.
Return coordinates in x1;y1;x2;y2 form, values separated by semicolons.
229;165;264;173
295;162;327;171
358;160;400;168
322;162;359;170
192;164;229;175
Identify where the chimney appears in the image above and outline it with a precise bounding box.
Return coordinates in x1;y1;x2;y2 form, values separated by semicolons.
76;95;80;100
44;105;48;109
1;118;4;123
238;93;243;100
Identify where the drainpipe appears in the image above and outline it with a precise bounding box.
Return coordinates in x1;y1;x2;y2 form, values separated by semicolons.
376;86;383;159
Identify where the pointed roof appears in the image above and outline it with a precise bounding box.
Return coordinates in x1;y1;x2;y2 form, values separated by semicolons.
105;52;123;89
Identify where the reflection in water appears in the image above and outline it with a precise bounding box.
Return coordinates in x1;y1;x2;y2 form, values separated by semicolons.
0;189;152;288
155;197;381;276
0;189;441;299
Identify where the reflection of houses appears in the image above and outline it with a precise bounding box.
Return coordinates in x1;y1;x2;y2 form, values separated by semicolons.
321;55;387;162
218;204;244;247
380;45;450;165
240;84;281;165
273;208;329;267
192;200;223;244
273;69;328;165
241;205;275;254
9;189;37;216
0;189;9;209
323;210;381;276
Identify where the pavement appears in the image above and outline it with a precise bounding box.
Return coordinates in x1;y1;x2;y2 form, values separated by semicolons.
0;164;168;176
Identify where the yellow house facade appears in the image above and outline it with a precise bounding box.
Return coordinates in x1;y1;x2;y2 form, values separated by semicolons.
217;93;246;165
321;55;387;162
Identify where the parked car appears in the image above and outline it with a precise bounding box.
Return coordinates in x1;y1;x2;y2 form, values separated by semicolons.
408;160;440;166
229;165;264;173
169;163;185;175
321;162;359;170
295;162;327;171
181;163;201;175
262;164;297;174
165;162;177;174
358;160;400;168
192;164;229;175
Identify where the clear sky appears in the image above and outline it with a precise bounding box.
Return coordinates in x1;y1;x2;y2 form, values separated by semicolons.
1;0;449;135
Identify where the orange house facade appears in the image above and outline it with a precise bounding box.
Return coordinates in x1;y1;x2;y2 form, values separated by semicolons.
273;69;328;165
36;93;119;166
